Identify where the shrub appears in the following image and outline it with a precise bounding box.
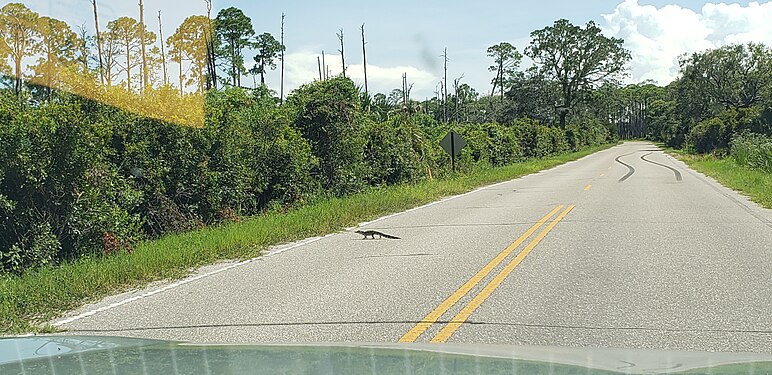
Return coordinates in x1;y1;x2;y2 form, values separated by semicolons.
363;116;426;186
286;77;366;195
688;107;766;153
566;118;611;151
459;122;522;167
510;118;568;159
731;132;772;173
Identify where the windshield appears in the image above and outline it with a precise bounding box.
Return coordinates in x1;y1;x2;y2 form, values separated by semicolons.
1;0;772;374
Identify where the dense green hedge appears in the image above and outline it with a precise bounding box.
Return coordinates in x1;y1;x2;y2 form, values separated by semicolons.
0;77;613;274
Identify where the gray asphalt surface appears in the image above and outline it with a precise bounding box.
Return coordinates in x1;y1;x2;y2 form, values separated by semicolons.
54;142;772;352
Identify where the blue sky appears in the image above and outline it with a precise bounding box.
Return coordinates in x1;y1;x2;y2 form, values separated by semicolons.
15;0;772;98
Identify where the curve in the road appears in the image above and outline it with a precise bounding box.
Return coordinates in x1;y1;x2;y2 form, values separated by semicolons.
641;152;682;182
615;153;636;182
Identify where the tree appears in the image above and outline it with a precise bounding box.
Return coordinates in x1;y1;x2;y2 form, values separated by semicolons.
250;32;283;86
108;16;156;93
503;68;560;123
139;0;148;92
525;19;631;126
168;15;210;93
100;28;121;87
214;7;254;87
90;0;104;86
0;3;40;94
30;16;78;98
204;0;217;89
680;43;772;111
487;42;522;99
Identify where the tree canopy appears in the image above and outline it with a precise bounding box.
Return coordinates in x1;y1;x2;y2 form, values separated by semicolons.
250;32;284;86
525;19;631;126
214;7;254;87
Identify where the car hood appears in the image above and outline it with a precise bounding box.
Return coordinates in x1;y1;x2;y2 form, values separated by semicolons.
2;335;772;374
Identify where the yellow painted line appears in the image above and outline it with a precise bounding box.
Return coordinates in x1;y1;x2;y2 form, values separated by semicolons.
398;205;564;343
430;205;576;343
584;184;592;191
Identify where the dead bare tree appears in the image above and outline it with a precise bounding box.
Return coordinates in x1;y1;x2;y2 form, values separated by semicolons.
337;28;346;78
139;0;148;92
158;11;167;85
204;0;217;89
90;0;104;86
361;23;368;109
321;50;326;80
280;12;285;103
442;48;449;123
317;56;322;81
402;73;407;106
401;73;414;109
453;74;464;122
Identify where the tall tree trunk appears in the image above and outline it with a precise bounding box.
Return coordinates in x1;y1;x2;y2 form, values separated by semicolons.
280;12;285;103
158;11;167;85
178;54;183;95
126;43;132;93
204;0;216;90
47;50;53;100
260;61;265;85
317;56;322;81
230;41;236;86
499;62;505;100
443;48;448;123
198;65;204;93
91;0;105;87
361;23;368;110
14;58;22;95
139;0;148;92
337;29;345;78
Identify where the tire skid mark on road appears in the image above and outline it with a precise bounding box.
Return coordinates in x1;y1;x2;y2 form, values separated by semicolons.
615;152;637;182
641;152;682;181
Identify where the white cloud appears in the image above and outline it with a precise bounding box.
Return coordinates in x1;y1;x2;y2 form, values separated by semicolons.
602;0;772;85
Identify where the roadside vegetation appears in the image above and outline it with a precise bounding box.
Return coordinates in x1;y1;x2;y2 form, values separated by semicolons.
0;144;613;334
645;44;772;206
671;152;772;209
1;0;770;334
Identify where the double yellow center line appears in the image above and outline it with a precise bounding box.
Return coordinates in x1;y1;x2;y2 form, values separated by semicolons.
399;204;575;343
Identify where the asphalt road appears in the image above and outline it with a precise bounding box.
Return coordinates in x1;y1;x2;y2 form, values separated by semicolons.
54;142;772;352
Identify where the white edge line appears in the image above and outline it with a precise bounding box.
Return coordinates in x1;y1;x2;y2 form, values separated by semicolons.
53;153;600;327
53;235;330;327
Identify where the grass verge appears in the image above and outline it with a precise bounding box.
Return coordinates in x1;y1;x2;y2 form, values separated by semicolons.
669;151;772;209
0;144;615;335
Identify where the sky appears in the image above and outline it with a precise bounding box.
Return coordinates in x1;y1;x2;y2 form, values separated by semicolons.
14;0;772;99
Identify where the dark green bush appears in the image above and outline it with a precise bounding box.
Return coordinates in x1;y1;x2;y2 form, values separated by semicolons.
688;108;767;153
459;122;521;167
510;118;568;159
566;118;610;151
286;77;366;195
363;116;426;186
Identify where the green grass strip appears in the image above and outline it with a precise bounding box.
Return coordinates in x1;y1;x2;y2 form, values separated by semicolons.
0;144;615;335
669;151;772;209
